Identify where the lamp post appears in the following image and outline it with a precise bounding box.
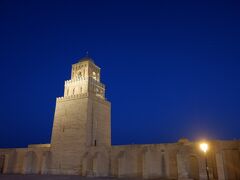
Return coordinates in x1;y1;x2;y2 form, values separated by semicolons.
200;142;210;180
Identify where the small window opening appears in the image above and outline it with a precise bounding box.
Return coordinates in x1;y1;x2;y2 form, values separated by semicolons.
92;72;97;80
78;72;82;77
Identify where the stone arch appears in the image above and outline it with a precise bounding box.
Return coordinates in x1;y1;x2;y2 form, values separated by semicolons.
6;151;17;173
81;152;92;176
136;152;144;177
143;149;162;178
222;149;240;179
111;155;118;177
112;151;126;177
79;153;87;176
82;152;109;177
92;152;109;177
137;148;148;178
40;151;51;174
160;153;167;177
77;70;82;78
91;152;98;176
167;150;178;178
188;155;199;180
0;155;6;174
24;151;39;174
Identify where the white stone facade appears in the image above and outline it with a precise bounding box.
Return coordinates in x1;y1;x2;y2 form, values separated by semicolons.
0;57;240;179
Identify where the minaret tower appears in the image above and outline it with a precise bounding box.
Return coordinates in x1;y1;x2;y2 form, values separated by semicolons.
50;56;111;174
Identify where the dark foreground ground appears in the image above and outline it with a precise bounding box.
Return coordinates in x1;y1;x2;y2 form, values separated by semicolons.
0;175;169;180
0;175;132;180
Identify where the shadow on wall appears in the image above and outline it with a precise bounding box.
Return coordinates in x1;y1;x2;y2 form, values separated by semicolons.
0;155;6;174
188;155;199;179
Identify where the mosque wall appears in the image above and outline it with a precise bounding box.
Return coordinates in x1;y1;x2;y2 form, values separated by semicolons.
1;58;239;179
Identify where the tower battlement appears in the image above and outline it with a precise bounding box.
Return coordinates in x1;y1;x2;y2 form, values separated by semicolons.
62;58;105;99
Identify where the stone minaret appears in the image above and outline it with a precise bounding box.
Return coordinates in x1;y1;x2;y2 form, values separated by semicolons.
50;57;111;174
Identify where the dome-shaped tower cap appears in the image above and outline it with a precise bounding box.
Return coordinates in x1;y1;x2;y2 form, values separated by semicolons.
79;51;94;63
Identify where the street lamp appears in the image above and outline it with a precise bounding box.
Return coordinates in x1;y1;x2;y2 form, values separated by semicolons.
200;142;210;180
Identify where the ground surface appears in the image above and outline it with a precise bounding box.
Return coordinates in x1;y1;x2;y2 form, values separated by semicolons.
0;175;129;180
0;175;169;180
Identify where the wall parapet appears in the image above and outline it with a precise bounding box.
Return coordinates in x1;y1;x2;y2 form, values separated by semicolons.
64;77;105;89
56;93;89;102
28;144;51;148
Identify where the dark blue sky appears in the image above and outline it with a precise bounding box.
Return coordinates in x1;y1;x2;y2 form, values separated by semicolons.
0;0;240;148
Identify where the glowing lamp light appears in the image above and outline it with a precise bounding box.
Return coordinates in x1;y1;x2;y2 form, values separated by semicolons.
200;142;210;180
200;142;208;153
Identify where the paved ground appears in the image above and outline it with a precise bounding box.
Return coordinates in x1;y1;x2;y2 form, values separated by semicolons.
0;175;169;180
0;175;130;180
0;175;121;180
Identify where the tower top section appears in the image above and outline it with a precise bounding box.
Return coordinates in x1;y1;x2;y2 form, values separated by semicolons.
71;56;100;82
58;56;105;100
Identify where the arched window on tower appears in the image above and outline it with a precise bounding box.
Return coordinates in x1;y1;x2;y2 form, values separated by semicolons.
78;71;82;78
97;73;100;81
92;72;97;80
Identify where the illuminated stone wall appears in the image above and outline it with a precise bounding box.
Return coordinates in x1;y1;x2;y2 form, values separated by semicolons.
49;58;111;174
0;140;239;178
0;58;239;179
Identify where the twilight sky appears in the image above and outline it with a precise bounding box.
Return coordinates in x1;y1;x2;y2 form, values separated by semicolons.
0;0;240;148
